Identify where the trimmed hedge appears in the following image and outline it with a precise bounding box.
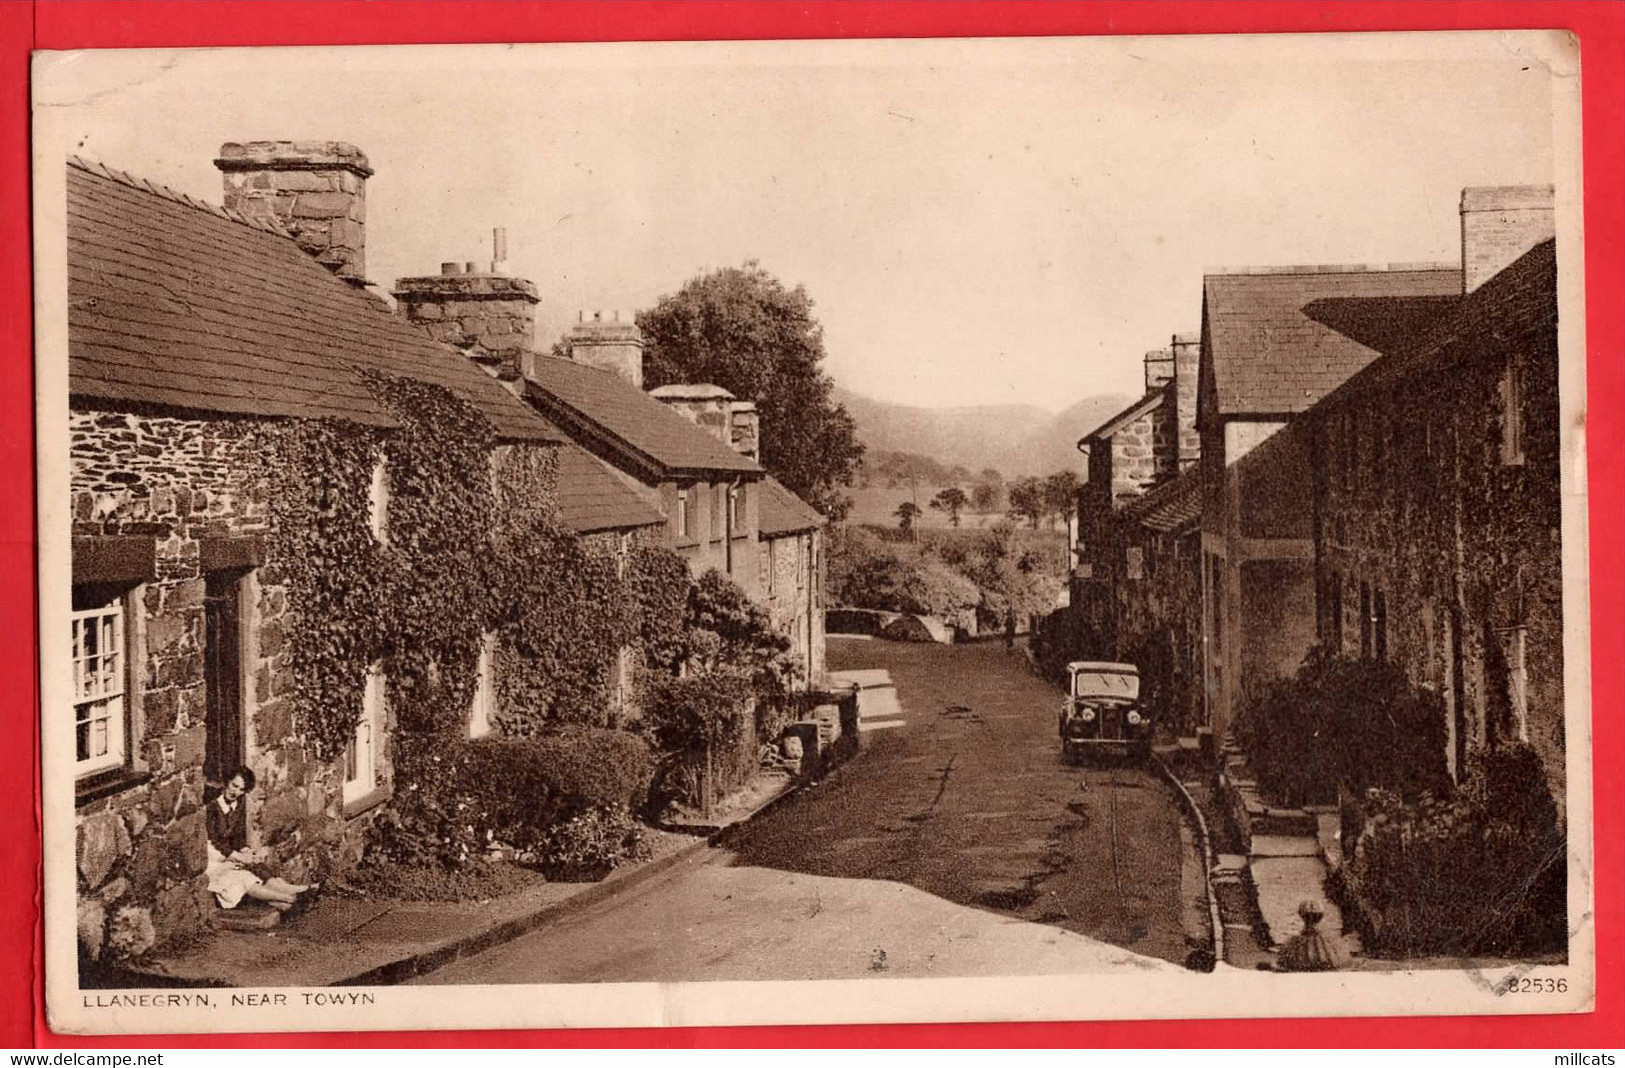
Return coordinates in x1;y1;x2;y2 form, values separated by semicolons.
369;728;654;870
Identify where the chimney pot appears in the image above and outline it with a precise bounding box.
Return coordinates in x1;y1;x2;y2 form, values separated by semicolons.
492;227;508;274
441;262;463;276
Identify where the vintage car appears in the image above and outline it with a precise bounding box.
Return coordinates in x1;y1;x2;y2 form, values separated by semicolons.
1059;660;1150;761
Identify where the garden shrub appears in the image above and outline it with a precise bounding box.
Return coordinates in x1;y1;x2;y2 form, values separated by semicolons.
369;729;655;869
535;806;650;881
528;728;655;814
1031;605;1105;687
1235;647;1450;807
686;570;797;699
1338;741;1565;957
641;669;756;813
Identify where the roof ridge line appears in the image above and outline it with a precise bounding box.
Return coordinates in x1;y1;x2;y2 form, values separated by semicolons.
68;155;290;238
1204;260;1461;278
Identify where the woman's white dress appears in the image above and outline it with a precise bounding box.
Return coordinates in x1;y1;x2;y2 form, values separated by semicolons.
205;839;263;908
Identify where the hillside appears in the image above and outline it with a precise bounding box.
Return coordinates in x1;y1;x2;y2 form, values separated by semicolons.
833;385;1132;477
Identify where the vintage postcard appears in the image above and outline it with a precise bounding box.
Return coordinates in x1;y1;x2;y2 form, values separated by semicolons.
33;30;1592;1035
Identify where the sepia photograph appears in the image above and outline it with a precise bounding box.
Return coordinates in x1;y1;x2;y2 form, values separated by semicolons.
31;29;1593;1035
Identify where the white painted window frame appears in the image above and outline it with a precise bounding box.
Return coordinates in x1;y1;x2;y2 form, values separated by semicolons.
72;601;127;777
469;632;496;740
368;455;391;544
344;662;385;803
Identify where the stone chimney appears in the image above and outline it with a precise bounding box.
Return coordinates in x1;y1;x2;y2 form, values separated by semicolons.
564;312;644;388
727;400;760;461
1461;185;1555;293
1171;332;1200;471
393;230;539;382
216;141;372;286
1143;348;1175;394
646;384;759;460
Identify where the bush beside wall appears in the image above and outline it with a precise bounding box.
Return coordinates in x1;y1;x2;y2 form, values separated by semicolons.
1335;742;1566;957
1235;648;1450;807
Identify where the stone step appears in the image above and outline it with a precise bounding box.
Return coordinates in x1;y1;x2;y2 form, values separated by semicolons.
215;903;281;931
1249;834;1322;859
1252;809;1319;837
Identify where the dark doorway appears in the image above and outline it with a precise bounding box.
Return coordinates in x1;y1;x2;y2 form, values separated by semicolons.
203;571;246;787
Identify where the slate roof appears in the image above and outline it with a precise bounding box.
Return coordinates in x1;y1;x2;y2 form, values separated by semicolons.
67;158;559;443
1125;469;1201;534
525;355;761;477
1202;264;1461;417
757;476;825;537
1314;240;1557;411
553;445;665;533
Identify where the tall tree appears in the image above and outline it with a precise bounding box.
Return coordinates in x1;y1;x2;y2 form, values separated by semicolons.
894;501;923;539
930;487;970;528
1006;476;1046;529
1043;470;1081;528
637;262;864;519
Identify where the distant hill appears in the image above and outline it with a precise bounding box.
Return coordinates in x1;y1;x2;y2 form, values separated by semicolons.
833;385;1132;477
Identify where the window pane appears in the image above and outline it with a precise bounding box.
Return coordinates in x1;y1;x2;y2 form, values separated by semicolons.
77;719;90;762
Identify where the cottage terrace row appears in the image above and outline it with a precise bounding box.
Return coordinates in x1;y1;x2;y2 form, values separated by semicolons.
66;140;827;961
1064;183;1565;815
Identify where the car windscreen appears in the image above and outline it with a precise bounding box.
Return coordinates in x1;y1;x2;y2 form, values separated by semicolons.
1072;672;1140;699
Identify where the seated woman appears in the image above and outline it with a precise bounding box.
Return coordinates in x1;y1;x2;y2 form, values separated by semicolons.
205;765;316;912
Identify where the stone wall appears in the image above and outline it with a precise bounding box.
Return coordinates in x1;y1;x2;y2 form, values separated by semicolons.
666;478;761;600
761;528;825;686
1108;408;1161;506
1310;300;1563;813
71;408;376;962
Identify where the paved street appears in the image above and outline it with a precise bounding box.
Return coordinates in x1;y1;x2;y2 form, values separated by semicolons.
417;637;1193;984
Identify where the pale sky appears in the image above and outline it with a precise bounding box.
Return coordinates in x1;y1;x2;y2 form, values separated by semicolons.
33;33;1562;410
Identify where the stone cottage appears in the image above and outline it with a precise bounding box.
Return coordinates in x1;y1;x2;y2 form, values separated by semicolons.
392;263;830;688
1305;196;1562;808
1067;335;1201;730
649;382;827;687
66;144;570;960
1195;260;1462;739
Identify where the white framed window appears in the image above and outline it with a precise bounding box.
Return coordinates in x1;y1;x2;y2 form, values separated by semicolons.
676;489;690;540
72;600;126;777
727;484;739;535
344;663;385;803
469;633;495;740
368;456;391;543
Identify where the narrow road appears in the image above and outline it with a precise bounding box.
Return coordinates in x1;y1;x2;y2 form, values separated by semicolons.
416;637;1194;984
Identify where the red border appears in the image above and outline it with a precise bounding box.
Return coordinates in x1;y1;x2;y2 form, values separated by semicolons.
6;0;1621;1049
